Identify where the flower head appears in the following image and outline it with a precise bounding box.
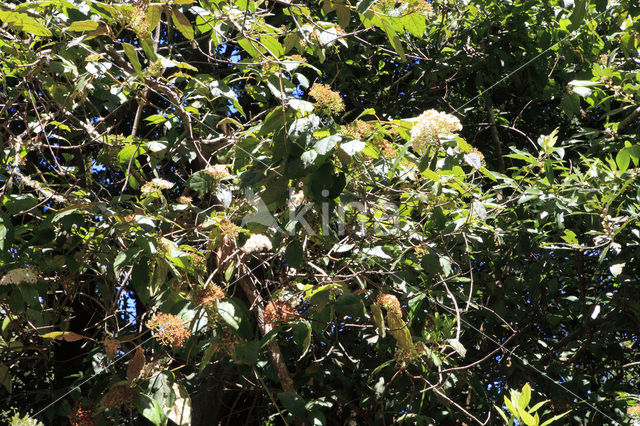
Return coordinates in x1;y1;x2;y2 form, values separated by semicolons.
194;284;225;308
264;300;296;325
102;383;138;412
0;267;38;285
147;313;190;348
290;54;307;63
141;178;174;194
69;401;95;426
376;293;402;317
204;164;231;180
341;120;375;140
410;110;462;155
290;190;305;208
241;234;272;254
309;83;345;114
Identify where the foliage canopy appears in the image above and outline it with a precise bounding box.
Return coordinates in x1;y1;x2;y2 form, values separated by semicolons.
1;0;640;424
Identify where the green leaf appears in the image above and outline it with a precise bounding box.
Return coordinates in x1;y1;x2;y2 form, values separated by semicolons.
122;42;143;76
516;404;537;426
519;383;532;410
146;5;163;30
544;158;554;184
569;0;586;29
0;10;51;36
561;230;577;245
336;3;351;28
140;35;158;61
218;298;252;339
292;320;312;360
561;94;580;116
529;400;549;413
277;392;306;418
340;139;366;156
187;171;214;193
117;144;145;164
402;14;426;38
540;411;572;426
238;37;261;58
0;363;10;393
234;340;260;365
41;331;88;342
626;144;640;166
616;148;630;172
371;304;386;337
381;18;406;61
334;293;365;318
285;238;303;269
447;338;466;358
136;394;166;426
504;395;517;417
356;0;376;14
171;8;194;40
495;406;509;423
67;20;99;32
314;135;341;155
260;34;284;56
2;194;38;215
260;106;289;136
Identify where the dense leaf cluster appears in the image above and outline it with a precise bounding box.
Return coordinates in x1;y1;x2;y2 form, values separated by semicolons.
1;0;640;424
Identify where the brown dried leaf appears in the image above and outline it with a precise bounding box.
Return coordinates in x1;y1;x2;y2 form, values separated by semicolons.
104;337;120;361
127;346;146;383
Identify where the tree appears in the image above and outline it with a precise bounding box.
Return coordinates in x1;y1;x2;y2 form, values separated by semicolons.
0;0;639;424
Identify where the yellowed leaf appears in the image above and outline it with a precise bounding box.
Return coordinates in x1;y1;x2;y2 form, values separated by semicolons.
41;331;87;342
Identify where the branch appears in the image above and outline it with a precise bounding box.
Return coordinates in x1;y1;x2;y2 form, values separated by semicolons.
237;275;296;394
617;104;640;133
486;105;505;174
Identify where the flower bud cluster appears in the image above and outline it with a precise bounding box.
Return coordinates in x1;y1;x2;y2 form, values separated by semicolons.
194;284;225;308
264;300;296;325
309;83;345;114
376;293;402;317
204;164;231;180
410;109;462;155
147;313;190;348
102;383;138;411
0;267;38;285
69;402;95;426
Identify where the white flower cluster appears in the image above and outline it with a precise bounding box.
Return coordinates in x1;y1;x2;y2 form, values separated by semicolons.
0;267;38;285
241;234;273;254
290;190;305;208
410;109;462;155
141;178;174;194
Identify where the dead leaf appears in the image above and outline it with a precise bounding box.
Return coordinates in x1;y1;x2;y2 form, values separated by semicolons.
104;337;120;360
127;346;146;383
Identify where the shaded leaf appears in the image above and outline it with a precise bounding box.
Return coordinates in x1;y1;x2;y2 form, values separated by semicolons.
171;8;194;40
